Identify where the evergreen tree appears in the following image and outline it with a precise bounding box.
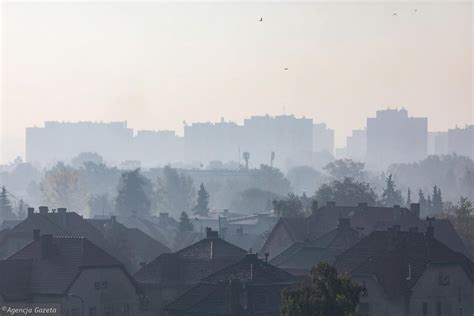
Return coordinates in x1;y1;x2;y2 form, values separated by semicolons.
406;188;412;207
427;195;432;213
418;189;427;213
178;212;194;232
431;185;443;213
193;183;210;216
17;199;27;219
115;169;151;217
380;174;404;207
0;186;15;221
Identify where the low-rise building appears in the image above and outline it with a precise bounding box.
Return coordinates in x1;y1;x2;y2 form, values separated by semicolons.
133;229;248;315
335;223;474;316
0;232;144;316
260;202;467;260
164;253;297;316
270;218;363;276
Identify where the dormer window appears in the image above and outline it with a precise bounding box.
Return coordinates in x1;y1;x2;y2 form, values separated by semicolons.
438;272;450;286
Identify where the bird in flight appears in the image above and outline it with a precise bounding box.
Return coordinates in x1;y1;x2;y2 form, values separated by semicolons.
259;17;263;22
284;68;288;71
393;13;398;16
414;9;418;12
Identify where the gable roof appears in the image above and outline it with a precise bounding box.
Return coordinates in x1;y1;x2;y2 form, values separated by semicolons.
133;233;247;285
261;204;468;257
0;259;32;301
6;235;126;295
204;254;296;285
334;228;474;299
164;255;296;316
269;220;363;274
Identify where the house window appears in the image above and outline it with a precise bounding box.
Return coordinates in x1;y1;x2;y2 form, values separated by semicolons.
459;307;463;316
94;281;100;290
122;304;130;316
437;302;442;316
88;307;97;316
101;281;109;289
422;302;427;316
438;272;450;285
359;302;369;315
104;305;114;316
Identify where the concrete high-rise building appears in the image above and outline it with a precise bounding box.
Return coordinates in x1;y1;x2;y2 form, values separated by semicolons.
448;125;474;159
428;132;448;156
184;119;243;164
242;115;313;168
366;109;427;168
26;121;134;166
346;129;367;161
313;123;334;155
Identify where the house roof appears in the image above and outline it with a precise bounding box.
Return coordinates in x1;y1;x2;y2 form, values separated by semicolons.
203;254;296;285
0;259;32;301
133;233;247;285
164;255;296;316
334;228;474;299
261;204;468;257
6;235;126;295
269;220;363;273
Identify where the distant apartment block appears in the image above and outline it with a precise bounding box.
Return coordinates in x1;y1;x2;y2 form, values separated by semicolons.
242;115;313;168
313;123;334;155
448;125;474;159
26;121;134;166
346;129;367;161
428;131;448;156
26;115;315;169
367;109;427;168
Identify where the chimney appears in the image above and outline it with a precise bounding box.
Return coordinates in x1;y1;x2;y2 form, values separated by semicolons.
410;203;420;218
425;217;435;239
358;202;368;210
311;200;319;216
111;215;117;222
40;234;54;259
57;208;67;228
326;201;336;207
338;218;351;229
33;229;40;241
206;227;218;239
27;207;35;218
38;206;49;215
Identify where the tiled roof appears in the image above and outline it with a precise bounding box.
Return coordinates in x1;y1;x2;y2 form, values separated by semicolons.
133;235;247;286
0;259;32;301
334;229;474;298
165;255;296;315
6;235;124;295
204;254;296;285
269;223;363;274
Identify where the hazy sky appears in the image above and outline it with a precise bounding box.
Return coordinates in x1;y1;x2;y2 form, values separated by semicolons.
1;1;472;163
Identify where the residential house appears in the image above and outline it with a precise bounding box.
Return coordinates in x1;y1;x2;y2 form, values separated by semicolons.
0;231;144;316
164;253;297;316
260;202;467;259
270;218;363;275
334;223;474;316
133;229;248;315
0;207;170;272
